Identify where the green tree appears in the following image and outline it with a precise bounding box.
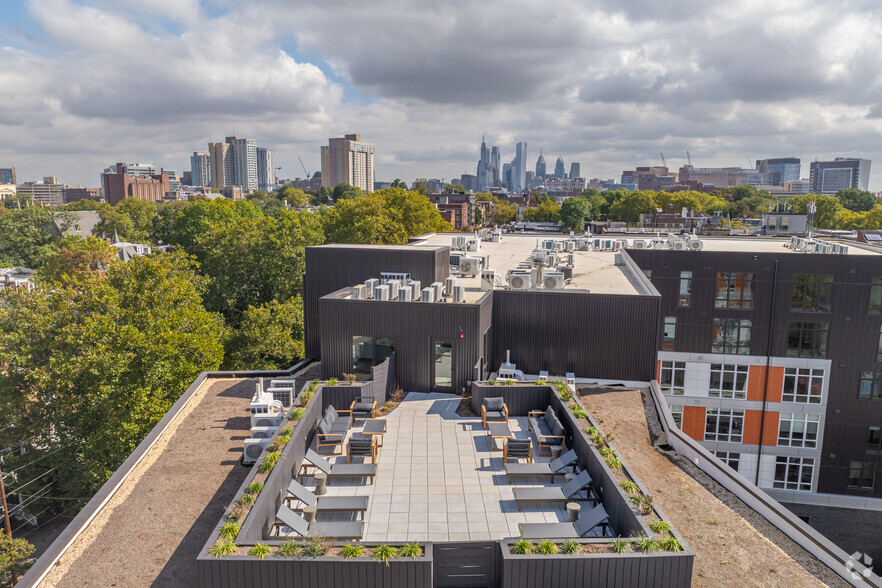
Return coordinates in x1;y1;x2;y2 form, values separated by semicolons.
332;183;363;201
0;207;61;268
277;185;310;208
391;179;408;189
523;200;561;223
487;199;517;226
791;194;842;229
323;189;451;244
93;203;135;242
151;200;189;245
442;184;465;194
196;210;324;325
609;191;657;222
165;198;262;253
836;188;877;212
313;187;332;205
224;297;304;369
116;197;157;243
474;207;483;226
0;252;225;500
560;196;593;231
411;179;432;195
1;531;35;584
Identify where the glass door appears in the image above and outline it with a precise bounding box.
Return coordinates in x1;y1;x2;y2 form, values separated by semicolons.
432;339;454;392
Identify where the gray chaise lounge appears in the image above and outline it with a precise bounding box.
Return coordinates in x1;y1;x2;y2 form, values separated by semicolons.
300;449;377;484
518;504;609;539
513;469;594;510
275;504;363;539
504;449;578;483
287;480;369;519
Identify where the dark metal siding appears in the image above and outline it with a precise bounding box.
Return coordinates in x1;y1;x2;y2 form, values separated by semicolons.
628;248;882;498
433;541;500;587
319;294;483;393
304;245;447;358
490;290;660;381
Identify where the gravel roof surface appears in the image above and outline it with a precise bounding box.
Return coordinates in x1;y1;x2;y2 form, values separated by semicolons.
578;385;842;588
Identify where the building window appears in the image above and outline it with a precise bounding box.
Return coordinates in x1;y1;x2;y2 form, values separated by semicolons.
669;405;683;429
642;269;652;279
858;372;882;400
877;327;882;362
352;336;396;375
870;277;882;314
715;451;741;472
705;408;744;443
659;361;686;395
715;272;756;309
777;413;820;448
663;316;676;350
709;364;749;399
712;319;752;354
774;456;814;491
868;427;881;452
782;368;824;403
678;271;692;307
786;322;829;358
849;461;876;489
791;275;833;312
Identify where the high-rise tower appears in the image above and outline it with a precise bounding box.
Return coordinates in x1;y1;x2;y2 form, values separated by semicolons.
536;150;546;178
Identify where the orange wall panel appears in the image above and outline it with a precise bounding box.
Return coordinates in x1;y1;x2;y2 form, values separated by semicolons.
656;360;661;382
742;409;780;446
682;406;706;441
761;412;780;446
746;365;784;403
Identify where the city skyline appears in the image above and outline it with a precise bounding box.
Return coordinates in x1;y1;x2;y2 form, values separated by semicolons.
1;1;882;191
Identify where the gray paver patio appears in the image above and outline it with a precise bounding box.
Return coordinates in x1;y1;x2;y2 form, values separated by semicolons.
290;392;589;542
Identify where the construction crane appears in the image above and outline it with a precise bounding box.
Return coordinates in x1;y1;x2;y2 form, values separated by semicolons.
298;156;311;181
746;156;753;168
660;153;667;168
686;150;692;166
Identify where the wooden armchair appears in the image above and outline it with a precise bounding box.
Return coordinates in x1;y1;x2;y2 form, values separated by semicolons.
347;435;379;464
350;396;378;420
481;397;509;429
503;438;533;463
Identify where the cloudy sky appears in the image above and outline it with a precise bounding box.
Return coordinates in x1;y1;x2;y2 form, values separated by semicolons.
2;0;881;189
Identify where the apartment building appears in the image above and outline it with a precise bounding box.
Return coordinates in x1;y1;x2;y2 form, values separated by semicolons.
320;133;375;193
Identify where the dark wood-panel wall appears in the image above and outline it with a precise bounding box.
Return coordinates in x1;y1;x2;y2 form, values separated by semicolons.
628;248;882;498
319;292;490;393
490;290;660;381
304;245;448;358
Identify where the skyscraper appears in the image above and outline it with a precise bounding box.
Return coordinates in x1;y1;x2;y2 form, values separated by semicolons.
502;163;512;191
535;150;546;178
0;168;15;184
320;134;375;193
190;152;211;188
511;142;527;192
554;157;566;179
755;158;800;186
257;147;275;192
208;142;230;189
477;136;491;192
809;157;871;194
570;162;581;179
490;146;501;187
227;136;258;192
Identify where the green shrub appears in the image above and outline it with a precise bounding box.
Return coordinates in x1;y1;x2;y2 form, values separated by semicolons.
611;538;630;553
569;403;588;419
372;544;398;565
487;378;497;385
501;378;515;386
604;455;622;470
290;407;305;420
399;543;423;558
340;544;365;559
599;447;615;458
659;535;684;552
303;534;331;556
561;540;581;555
280;427;292;436
276;541;300;557
553;380;572;400
649;520;671;535
327;377;339;386
510;539;534;554
535;379;547;385
536;540;559;555
638;495;654;515
219;521;241;541
298;390;313;407
249;543;271;559
259;450;282;473
634;535;658;553
619;480;639;495
342;372;357;384
245;482;264;495
238;493;255;506
209;539;237;557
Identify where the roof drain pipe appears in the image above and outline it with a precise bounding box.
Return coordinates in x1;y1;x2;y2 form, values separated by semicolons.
755;258;778;486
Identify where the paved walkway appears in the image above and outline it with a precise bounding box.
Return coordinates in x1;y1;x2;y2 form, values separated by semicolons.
299;393;572;543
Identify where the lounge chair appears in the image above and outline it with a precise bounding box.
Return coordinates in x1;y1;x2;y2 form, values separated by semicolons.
518;504;609;539
527;406;566;456
275;504;363;540
286;480;369;519
300;449;377;484
502;438;533;463
513;469;595;510
347;435;378;464
482;397;509;429
316;406;352;454
504;449;578;483
350;396;378;419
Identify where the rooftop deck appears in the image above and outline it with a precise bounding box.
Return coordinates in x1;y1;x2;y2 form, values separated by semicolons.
286;393;605;543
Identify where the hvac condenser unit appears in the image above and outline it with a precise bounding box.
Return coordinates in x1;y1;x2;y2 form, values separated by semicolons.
459;256;482;276
265;387;293;408
542;272;566;290
632;239;647;249
688;240;703;250
352;284;366;299
410;280;422;300
445;276;457;297
242;438;270;465
420;287;435;303
252;412;284;428
398;287;412;302
672;241;686;250
507;270;532;290
431;282;444;301
453;284;466;303
615;240;627;250
364;278;379;295
387;280;401;299
374;284;390;301
249;425;278;439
